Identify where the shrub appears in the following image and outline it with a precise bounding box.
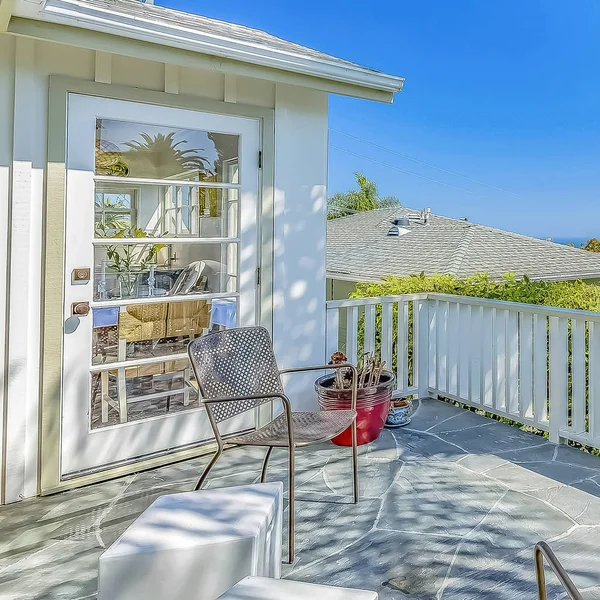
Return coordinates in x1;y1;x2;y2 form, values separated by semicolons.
351;272;600;312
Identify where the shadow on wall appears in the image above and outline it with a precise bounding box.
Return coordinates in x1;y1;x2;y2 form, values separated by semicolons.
272;183;328;412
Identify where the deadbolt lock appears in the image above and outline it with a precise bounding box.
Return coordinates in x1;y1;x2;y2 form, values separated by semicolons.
72;268;91;283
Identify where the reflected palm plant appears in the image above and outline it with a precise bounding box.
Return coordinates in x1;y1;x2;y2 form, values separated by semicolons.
122;132;214;179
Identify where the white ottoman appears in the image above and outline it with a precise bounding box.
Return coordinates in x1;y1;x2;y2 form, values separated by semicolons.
98;482;283;600
217;576;379;600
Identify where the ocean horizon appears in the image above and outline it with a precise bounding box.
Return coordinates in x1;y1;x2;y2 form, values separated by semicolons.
540;236;591;247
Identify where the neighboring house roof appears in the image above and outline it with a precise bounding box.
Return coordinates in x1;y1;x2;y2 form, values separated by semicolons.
6;0;404;101
327;207;600;282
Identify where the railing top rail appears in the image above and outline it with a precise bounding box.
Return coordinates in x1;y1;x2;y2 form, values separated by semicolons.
326;294;429;309
428;293;600;321
326;292;600;321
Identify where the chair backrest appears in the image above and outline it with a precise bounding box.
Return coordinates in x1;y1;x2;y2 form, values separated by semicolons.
188;327;284;423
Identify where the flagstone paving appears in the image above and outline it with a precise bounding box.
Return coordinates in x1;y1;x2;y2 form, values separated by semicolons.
1;398;600;599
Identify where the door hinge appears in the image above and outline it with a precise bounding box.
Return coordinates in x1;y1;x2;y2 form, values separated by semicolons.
255;267;261;286
258;151;262;169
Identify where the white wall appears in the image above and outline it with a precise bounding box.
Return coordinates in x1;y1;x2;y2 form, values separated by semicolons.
0;33;15;505
274;85;328;411
0;33;329;502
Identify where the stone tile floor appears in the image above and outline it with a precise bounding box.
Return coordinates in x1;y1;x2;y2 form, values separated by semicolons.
2;398;600;599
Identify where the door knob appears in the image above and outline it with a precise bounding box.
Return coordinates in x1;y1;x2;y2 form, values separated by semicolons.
72;302;90;316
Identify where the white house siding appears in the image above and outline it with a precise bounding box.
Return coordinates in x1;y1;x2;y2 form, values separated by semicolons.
0;34;328;503
274;85;328;410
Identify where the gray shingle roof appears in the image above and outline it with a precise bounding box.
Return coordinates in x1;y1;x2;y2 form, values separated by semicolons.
327;207;600;282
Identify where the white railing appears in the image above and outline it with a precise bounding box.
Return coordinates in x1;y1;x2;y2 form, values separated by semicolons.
326;293;600;450
326;294;430;399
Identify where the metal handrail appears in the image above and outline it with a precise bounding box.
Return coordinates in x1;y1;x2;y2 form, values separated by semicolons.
535;541;583;600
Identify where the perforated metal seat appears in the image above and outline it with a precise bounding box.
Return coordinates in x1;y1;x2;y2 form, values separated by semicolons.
188;326;359;564
227;409;357;447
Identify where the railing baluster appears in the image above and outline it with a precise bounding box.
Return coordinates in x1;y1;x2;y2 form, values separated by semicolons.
519;312;533;419
533;313;548;425
549;316;569;443
429;300;438;390
448;302;459;397
326;307;340;360
571;319;586;434
470;305;482;404
493;309;507;412
397;301;408;393
458;303;471;402
415;299;430;398
589;322;600;444
482;307;493;407
381;301;393;373
364;304;376;356
346;306;359;365
438;302;449;393
507;310;519;414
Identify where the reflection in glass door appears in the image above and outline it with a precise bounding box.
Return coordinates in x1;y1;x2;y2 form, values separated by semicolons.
61;95;260;477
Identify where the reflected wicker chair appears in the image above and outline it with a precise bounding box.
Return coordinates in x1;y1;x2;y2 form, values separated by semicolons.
187;326;358;563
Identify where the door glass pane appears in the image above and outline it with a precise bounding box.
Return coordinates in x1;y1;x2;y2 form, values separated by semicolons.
90;297;238;429
91;298;240;365
90;359;199;429
92;242;237;301
94;183;238;239
95;119;239;183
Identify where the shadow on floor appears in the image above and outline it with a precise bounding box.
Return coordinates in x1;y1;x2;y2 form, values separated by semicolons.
1;398;600;599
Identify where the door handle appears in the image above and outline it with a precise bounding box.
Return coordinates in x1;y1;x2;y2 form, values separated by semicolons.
72;302;90;316
65;302;90;334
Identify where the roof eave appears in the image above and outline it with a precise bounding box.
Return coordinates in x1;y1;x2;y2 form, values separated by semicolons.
326;271;384;283
34;0;404;97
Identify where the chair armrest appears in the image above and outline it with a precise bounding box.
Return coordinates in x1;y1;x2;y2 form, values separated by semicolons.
203;393;295;447
202;392;291;409
280;363;358;412
280;363;354;375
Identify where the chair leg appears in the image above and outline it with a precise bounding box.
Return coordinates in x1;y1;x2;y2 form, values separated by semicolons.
288;445;295;564
195;447;222;491
260;446;273;483
351;418;359;504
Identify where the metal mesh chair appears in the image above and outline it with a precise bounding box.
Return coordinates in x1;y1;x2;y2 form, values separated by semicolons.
188;326;358;563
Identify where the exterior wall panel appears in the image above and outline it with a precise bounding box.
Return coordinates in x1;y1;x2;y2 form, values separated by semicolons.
274;84;328;411
0;32;327;502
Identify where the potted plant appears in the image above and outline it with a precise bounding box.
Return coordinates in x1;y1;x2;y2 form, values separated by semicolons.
315;352;395;446
97;225;166;299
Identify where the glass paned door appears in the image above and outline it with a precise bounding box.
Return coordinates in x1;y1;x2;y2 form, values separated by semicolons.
61;95;260;477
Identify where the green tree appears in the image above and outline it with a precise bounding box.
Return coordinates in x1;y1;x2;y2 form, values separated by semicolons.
327;172;401;219
583;238;600;252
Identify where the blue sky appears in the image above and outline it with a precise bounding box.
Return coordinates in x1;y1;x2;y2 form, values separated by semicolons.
161;0;600;238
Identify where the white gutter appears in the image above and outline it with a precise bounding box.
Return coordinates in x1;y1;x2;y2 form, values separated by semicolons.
326;271;383;283
37;0;405;94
